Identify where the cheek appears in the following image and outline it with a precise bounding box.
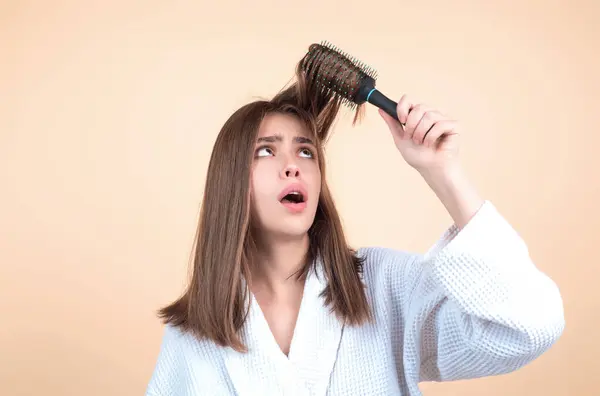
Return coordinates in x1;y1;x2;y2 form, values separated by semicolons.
249;167;262;207
304;163;322;196
250;164;275;204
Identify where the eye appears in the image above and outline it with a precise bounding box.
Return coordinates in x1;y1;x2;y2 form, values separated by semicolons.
256;146;274;157
299;147;314;158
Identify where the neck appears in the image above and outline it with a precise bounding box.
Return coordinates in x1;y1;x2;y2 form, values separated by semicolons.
250;233;310;296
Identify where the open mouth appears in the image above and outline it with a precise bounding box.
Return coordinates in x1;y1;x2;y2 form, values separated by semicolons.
280;191;306;204
278;184;308;212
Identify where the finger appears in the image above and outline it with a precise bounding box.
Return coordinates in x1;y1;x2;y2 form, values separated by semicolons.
396;94;416;124
423;120;458;147
404;104;431;141
413;111;444;145
378;109;406;140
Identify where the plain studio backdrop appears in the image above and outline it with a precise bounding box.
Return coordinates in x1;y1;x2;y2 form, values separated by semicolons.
1;1;598;395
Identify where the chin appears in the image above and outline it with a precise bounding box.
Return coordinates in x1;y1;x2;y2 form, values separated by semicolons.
253;202;318;240
275;219;314;238
263;213;315;240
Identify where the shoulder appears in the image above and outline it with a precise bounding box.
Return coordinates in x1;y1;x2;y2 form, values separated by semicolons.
356;246;422;278
355;246;427;302
357;246;417;265
146;324;229;394
157;323;193;350
157;323;220;361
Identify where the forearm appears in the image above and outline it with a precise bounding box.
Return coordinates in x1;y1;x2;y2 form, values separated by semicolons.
419;165;484;229
407;200;564;381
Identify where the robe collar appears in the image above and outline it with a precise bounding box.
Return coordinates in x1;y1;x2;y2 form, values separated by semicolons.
222;255;345;396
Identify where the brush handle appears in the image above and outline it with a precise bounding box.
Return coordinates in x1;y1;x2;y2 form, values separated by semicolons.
367;89;399;121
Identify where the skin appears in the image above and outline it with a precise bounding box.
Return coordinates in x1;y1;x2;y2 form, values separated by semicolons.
249;113;321;355
249;96;484;356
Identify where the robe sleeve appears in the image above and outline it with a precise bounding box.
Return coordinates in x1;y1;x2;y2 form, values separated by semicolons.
395;200;565;381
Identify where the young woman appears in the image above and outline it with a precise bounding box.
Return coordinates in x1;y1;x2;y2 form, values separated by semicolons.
145;64;565;395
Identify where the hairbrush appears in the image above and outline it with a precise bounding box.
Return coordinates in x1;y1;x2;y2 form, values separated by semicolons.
301;41;400;121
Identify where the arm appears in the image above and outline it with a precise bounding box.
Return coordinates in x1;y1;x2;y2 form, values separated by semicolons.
378;95;565;381
400;200;564;382
419;163;483;230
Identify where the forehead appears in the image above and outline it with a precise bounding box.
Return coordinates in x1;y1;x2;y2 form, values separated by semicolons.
257;112;313;139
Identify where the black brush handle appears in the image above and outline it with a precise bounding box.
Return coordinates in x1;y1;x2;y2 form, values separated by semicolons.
367;89;399;121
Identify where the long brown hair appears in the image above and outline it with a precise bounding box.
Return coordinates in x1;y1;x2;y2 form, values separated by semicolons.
158;56;372;352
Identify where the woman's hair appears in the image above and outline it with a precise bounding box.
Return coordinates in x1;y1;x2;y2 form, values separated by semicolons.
157;57;371;352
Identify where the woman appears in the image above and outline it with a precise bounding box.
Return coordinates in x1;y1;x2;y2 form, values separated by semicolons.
145;60;565;395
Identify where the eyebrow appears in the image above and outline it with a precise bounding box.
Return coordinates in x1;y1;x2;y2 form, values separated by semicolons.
256;135;315;145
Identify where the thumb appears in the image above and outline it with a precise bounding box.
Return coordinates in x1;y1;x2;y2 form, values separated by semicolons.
378;109;405;140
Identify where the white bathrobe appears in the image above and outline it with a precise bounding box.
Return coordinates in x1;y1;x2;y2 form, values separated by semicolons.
145;201;565;395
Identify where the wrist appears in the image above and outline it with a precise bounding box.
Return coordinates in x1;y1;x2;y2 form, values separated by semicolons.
419;163;484;229
418;162;464;190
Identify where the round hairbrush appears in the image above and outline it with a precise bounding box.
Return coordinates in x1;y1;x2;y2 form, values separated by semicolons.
301;41;400;121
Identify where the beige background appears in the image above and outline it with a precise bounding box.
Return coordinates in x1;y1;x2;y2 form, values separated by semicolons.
1;1;598;395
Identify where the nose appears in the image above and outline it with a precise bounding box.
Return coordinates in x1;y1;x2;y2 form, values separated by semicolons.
280;164;300;179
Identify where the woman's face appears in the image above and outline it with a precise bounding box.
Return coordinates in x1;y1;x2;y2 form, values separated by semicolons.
250;113;321;240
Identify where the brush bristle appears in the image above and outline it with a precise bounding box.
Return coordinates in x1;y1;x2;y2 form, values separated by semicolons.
301;41;378;109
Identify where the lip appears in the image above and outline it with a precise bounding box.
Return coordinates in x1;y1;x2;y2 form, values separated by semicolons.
277;183;308;203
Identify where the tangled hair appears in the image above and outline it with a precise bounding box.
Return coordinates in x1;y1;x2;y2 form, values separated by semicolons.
157;53;371;352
